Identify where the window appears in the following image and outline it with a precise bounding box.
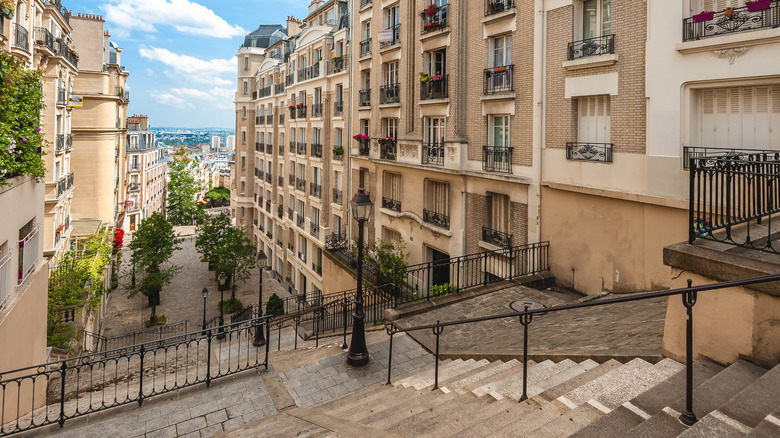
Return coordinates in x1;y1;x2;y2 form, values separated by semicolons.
488;193;510;232
578;95;610;143
383;172;401;201
385;61;399;85
314;88;322;105
242;106;247;119
489;115;510;147
242;131;246;144
424;180;449;228
243;81;248;94
311;207;320;228
425;49;447;76
383;227;401;243
333;215;343;235
360;119;369;136
244;56;249;70
335;128;343;147
425;117;445;144
694;85;780;149
362;21;371;40
490;35;512;68
580;0;612;40
385;6;399;28
336;84;344;104
313;128;322;145
313;167;321;184
240;181;245;194
241;156;246;170
241;207;245;218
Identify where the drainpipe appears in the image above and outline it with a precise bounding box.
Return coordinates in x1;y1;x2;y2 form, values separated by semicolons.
535;0;546;244
346;0;354;243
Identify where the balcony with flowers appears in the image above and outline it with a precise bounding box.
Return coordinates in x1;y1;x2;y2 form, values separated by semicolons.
420;3;449;35
353;134;370;156
378;136;397;160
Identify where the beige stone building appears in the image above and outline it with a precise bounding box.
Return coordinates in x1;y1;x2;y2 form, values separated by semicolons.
124;114;167;232
68;14;129;226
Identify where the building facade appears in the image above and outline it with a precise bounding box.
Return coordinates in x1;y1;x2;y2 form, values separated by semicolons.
124;115;167;232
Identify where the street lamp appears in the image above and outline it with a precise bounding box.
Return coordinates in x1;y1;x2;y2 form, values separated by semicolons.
346;188;373;367
253;250;268;347
201;287;209;333
217;272;227;339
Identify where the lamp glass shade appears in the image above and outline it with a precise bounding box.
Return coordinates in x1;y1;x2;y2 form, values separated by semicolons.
350;189;373;221
256;250;268;268
201;287;209;298
218;272;227;285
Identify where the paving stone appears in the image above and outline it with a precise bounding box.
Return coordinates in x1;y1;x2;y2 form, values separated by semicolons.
199;423;224;438
176;416;207;436
204;410;227;426
145;414;171;433
145;425;177;438
189;402;220;418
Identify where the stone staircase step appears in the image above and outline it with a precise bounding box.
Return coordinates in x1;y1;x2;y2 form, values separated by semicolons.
445;359;521;392
592;358;685;410
385;391;498;436
473;360;556;398
435;358;496;390
570;405;646;438
408;358;469;389
526;403;605;437
677;411;750;438
718;363;780;428
537;359;622;403
561;358;654;407
413;358;484;390
359;388;459;430
419;396;522;437
503;359;579;400
457;359;538;395
323;383;399;418
747;409;780;437
343;386;431;422
524;359;599;400
483;398;572;437
393;359;454;388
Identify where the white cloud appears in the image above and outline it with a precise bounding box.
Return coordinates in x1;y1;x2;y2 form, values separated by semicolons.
102;0;244;38
150;92;195;109
138;46;235;86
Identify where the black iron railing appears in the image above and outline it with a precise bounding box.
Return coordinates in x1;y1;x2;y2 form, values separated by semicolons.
422;143;444;165
568;34;615;60
333;188;343;204
420;75;448;100
482;226;512;248
382;197;401;212
278;176;284;186
12;23;29;52
266;115;273;124
380;24;401;48
297;105;307;119
328;245;394;287
256;115;264;125
482;146;513;173
310;182;322;198
683;1;780;41
56;39;78;67
385;271;780;425
423;208;449;229
689;152;780;254
566;142;613;162
55;134;65;152
484;65;514;94
296;214;305;228
266;143;272;154
289;174;295;186
255;142;262;152
83;321;189;352
682;146;778;169
380;141;397;160
43;0;70;24
379;83;400;104
360;0;371;7
288;207;294;219
297;142;307;155
358;141;370;156
334;101;344;116
296;178;306;193
421;4;449;34
274;83;285;94
359;38;371;57
34;27;55;52
326;232;346;249
258;86;271;98
265;173;271;184
311;103;322;118
311;143;322;158
286;73;295;86
289;141;296;154
328;56;347;75
310;222;320;238
486;0;514;16
279;143;284;154
359;89;371;107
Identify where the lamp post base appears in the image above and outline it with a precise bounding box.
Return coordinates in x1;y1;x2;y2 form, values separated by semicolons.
346;313;369;367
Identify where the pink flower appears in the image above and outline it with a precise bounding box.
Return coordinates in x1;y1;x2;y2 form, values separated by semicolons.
22;138;27;142
37;127;42;132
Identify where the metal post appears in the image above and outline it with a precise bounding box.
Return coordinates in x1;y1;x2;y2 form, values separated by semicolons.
58;361;67;428
432;321;444;391
277;320;283;351
294;315;299;350
347;218;369;366
680;279;698;426
386;326;395;385
316;307;320;348
342;298;348;349
202;294;207;334
689;158;696;243
138;345;145;406
484;253;489;287
206;330;213;387
265;320;271;370
254;267;266;346
218;287;225;340
519;304;533;402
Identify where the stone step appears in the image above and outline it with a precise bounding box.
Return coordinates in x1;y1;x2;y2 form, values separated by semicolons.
385;391;498;436
523;359;599;400
472;360;556;398
393;359;454;388
747;409;780;437
560;358;654;407
358;387;460;430
677;410;752;438
419;396;523;437
502;359;579;400
526;403;605;438
435;358;497;391
343;386;434;422
457;359;537;395
444;359;521;392
591;358;685;411
718;363;780;428
476;398;572;438
537;359;622;403
412;358;483;390
323;383;399;418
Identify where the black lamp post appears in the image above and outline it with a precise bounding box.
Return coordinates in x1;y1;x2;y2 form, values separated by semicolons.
253;250;268;347
201;287;209;334
346;188;373;367
217;272;227;339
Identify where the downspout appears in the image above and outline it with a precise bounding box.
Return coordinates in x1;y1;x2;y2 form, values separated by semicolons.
346;0;354;242
535;0;546;244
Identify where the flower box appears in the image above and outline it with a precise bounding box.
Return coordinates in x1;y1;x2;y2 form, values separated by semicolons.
692;11;714;22
493;66;507;73
746;0;771;12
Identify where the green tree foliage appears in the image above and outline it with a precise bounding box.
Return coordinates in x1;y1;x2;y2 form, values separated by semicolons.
265;293;285;316
166;158;199;225
195;214;256;301
0;52;46;185
127;213;181;324
204;186;230;200
355;238;409;283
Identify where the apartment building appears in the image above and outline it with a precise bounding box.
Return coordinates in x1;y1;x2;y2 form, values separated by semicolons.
68;14;129;226
125;115;167;232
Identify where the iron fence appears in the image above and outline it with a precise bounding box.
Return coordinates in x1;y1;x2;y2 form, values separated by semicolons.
420;76;448;100
567;34;615;60
359;89;371;107
83;321;190;352
422;143;444;165
311;143;323;158
682;146;777;169
482;146;513;173
484;65;514;94
379;24;400;48
12;23;28;52
421;4;449;34
683;1;780;41
566;142;613;163
382;197;401;212
486;0;514;16
379;84;400;104
359;38;371;57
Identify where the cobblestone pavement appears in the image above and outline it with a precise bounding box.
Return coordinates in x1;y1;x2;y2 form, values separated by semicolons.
103;227;294;339
395;284;668;359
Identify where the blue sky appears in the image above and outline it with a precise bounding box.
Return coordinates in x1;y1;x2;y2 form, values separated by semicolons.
68;0;311;129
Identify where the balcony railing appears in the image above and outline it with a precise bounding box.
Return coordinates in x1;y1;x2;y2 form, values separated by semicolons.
482;146;513;173
310;223;320;238
382;197;401;212
683;1;780;41
420;75;448;100
255;142;263;152
264;143;272;154
274;83;285;94
255;168;264;179
259;86;271;98
380;24;401;49
297;105;307;119
56;39;78;67
682;146;780;169
279;143;284;155
43;0;71;24
265;173;272;184
296;214;305;229
359;89;371;107
311;143;323;158
34;27;56;52
18;225;39;285
289;141;296;154
568;34;615;60
482;226;512;248
256;116;264;126
13;23;29;52
566;142;613;163
486;0;514;16
380;141;397;160
286;73;295;86
278;176;284;186
310;182;322;198
360;0;371;8
289;175;295;186
265;201;271;213
279;113;285;124
333;188;343;204
379;83;400;104
266;115;273;125
334;148;343;161
334;101;344;116
421;4;449;34
422;143;445;165
311;103;322;118
56;172;74;198
328;56;347;75
297;142;307;155
0;253;10;307
359;38;371;58
423;208;450;229
484;65;514;94
296;178;307;192
277;207;283;219
357;140;370;156
288;208;294;220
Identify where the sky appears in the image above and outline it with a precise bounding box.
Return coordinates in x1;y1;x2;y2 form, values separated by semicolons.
68;0;312;129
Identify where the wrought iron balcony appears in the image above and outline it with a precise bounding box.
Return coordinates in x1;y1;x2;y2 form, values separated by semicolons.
289;174;295;186
420;75;448;100
288;241;294;251
279;113;285;124
311;103;322;118
288;208;294;220
289;141;296;153
333;188;343;204
266;143;273;154
484;65;514;94
328;56;347;75
359;89;371;107
265;173;272;184
358;141;370;156
13;24;29;52
266;115;273;124
566;142;613;163
128;182;140;193
56;173;75;198
423;208;450;229
256;116;264;126
43;0;71;23
56;39;78;67
34;27;56;52
380;141;397;160
255;142;263;152
334;101;344;116
297;142;307;155
420;4;449;34
277;206;283;218
482;226;512;248
255;168;264;178
379;83;400;104
683;1;780;41
310;182;322;198
259;86;271;98
278;176;284;186
682;146;778;169
297;105;307;119
380;24;401;49
568;34;615;60
311;143;323;158
279;143;284;154
333;148;343;161
310;223;320;238
56;87;67;105
56;135;65;152
360;0;371;8
286;73;295;86
296;214;305;229
482;146;513;173
382;197;401;212
277;239;283;247
296;178;307;192
274;83;285;94
265;200;271;212
359;38;371;58
422;143;444;165
486;0;514;16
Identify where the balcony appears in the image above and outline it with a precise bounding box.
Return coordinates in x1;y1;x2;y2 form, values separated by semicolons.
55;173;75;198
279;113;285;124
56;39;78;67
265;173;272;184
296;214;305;229
259;86;271;98
333;188;343;204
34;27;56;53
297;105;307;119
129;164;141;173
310;182;322;198
277;239;283;247
423;208;450;229
379;24;401;49
360;0;371;8
289;141;296;154
422;143;444;165
359;38;371;58
255;142;263;152
311;103;323;118
256;115;264;126
333;148;343;161
382;197;401;212
328;56;347;75
257;196;264;207
116;86;130;101
266;143;273;154
277;206;283;219
128;182;140;193
379;83;400;104
255;168;264;179
289;174;295;186
296;178;307;193
18;225;39;285
486;0;514;16
278;176;284;186
568;34;615;60
566;142;613;163
55;134;72;152
359;89;371;107
421;75;448;100
334;101;344;116
267;115;273;125
13;23;29;52
288;242;294;252
311;143;323;158
357;140;370;156
484;65;514;94
279;143;284;155
297;142;307;155
380;140;397;160
420;4;449;34
482;226;513;249
683;2;780;41
326;232;346;249
482;146;513;173
286;73;295;86
288;208;294;220
265;200;271;213
274;83;285;94
310;223;320;238
43;0;71;24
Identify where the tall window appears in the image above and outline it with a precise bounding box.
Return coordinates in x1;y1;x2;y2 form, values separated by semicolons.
385;61;399;85
336;84;344;104
242;106;246;119
383;118;398;138
578;95;611;143
244;56;249;70
490;35;512;68
490;115;510;147
383;227;401;243
581;0;612;40
425;117;445;144
313;128;322;145
425;49;447;76
383;172;401;201
695;85;780;149
241;156;246;170
425;180;449;227
360;119;369;136
362;21;371;40
334;128;343;147
488;193;510;232
243;81;248;94
385;5;399;28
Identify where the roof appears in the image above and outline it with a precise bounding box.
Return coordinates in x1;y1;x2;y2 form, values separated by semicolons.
70;219;104;238
243;25;287;48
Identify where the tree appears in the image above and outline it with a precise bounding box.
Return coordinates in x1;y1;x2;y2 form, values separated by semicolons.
127;213;181;324
195;214;256;303
356;238;409;284
265;293;285;316
166;158;199;225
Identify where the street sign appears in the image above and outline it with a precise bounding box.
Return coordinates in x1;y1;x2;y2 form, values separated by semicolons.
68;95;83;107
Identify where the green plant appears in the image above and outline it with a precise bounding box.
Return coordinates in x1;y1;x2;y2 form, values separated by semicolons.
196;214;255;301
48;323;76;350
219;297;244;314
204;186;230;200
166;157;200;225
145;314;167;328
430;283;457;297
0;0;15;17
333;146;344;155
265;293;285;316
373;317;387;326
0;52;47;185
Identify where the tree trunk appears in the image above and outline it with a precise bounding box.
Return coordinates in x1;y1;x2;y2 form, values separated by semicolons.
150;303;157;325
